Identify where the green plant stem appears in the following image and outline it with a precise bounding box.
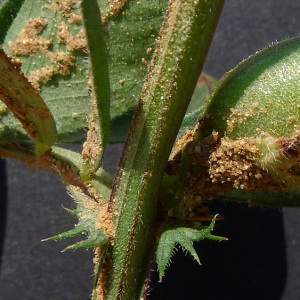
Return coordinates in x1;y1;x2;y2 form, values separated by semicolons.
106;1;224;299
0;48;57;156
81;0;110;145
0;143;113;194
81;0;110;181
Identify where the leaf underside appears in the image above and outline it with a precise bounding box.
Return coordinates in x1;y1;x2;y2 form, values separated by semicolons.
1;0;168;144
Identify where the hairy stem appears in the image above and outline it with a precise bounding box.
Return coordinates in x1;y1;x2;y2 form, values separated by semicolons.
105;1;224;299
81;0;110;181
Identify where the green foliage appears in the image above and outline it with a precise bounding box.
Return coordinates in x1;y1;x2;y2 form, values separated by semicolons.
0;0;231;298
3;0;300;299
2;0;92;143
43;184;108;251
156;215;227;282
1;0;168;144
0;0;24;43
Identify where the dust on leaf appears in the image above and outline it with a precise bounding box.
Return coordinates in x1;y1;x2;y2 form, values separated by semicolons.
8;1;87;90
57;22;87;51
45;0;83;24
108;0;129;17
9;18;52;55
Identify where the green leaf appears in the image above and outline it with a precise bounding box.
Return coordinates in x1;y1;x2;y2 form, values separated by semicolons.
0;0;25;43
1;0;168;144
62;230;108;251
43;184;108;251
2;0;93;143
104;0;168;120
0;48;57;155
156;215;227;282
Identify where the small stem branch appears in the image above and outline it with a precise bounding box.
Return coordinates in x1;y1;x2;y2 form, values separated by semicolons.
0;143;113;199
81;0;110;181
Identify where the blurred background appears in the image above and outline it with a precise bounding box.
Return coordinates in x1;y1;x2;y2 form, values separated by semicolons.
1;1;300;299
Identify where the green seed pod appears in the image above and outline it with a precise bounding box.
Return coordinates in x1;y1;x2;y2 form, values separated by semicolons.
196;36;300;206
201;37;300;139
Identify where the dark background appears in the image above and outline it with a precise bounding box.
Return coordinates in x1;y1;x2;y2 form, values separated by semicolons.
1;1;300;299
